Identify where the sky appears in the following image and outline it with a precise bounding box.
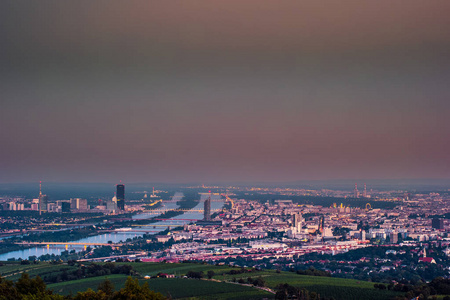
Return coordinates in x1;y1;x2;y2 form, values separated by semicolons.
1;1;450;184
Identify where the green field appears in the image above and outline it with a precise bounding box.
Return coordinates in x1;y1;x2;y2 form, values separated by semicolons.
146;278;273;300
2;261;402;300
131;262;237;277
48;275;273;299
49;274;129;296
0;261;78;281
124;262;401;300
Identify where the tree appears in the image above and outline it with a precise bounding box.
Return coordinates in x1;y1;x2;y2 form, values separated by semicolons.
0;276;20;300
98;279;115;296
186;271;203;279
207;270;215;279
74;288;107;300
0;273;63;300
275;284;311;300
253;277;266;287
112;276;165;300
15;273;47;296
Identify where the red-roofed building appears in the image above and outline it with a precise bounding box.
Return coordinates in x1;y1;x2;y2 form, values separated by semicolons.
418;257;436;264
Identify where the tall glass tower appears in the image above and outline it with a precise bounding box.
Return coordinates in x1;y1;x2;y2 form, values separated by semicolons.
116;184;125;210
204;195;211;221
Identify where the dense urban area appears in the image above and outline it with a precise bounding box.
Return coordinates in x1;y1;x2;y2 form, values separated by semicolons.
1;182;450;300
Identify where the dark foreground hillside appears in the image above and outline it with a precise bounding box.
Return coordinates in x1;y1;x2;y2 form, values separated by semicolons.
0;261;411;299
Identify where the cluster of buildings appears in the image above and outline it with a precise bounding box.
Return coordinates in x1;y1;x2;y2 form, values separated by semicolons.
0;182;127;213
0;196;88;213
143;189;449;262
2;182;450;266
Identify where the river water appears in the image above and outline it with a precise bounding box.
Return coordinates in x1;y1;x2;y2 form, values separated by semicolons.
0;193;223;260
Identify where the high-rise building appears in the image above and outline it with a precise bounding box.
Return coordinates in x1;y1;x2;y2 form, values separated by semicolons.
116;184;125;210
60;201;71;213
78;198;88;210
360;229;366;241
39;195;48;212
70;198;88;211
47;203;57;212
432;218;444;230
204;194;211;221
293;213;303;233
390;231;398;244
363;183;367;198
38;181;48;213
107;197;118;212
354;183;358;198
318;215;325;233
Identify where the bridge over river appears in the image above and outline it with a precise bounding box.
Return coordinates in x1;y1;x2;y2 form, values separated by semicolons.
142;208;221;213
17;241;123;247
15;241;123;250
0;192;224;260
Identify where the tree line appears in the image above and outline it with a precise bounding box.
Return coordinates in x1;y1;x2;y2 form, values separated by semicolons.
0;273;165;300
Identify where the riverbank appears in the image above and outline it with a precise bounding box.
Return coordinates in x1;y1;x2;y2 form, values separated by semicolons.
0;193;223;261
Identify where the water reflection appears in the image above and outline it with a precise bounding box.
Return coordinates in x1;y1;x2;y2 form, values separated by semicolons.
0;193;223;261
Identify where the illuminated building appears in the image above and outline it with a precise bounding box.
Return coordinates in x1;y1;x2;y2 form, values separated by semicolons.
117;184;125;210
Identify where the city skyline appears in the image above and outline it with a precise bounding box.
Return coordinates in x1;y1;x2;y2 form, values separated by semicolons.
1;1;450;183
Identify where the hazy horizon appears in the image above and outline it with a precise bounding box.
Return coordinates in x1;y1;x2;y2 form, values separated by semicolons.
2;1;450;183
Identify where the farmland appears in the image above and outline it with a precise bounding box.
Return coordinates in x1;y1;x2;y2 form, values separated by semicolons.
1;261;401;299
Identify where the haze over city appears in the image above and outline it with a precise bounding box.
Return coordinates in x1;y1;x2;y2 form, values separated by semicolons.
1;1;450;183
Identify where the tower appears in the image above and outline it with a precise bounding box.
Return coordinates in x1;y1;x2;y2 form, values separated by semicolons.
116;183;125;210
39;181;48;214
318;215;325;233
204;191;211;221
39;181;42;214
363;183;367;198
293;213;303;233
354;183;358;198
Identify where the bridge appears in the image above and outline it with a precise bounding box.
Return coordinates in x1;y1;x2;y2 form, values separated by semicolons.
16;241;124;250
128;223;192;227
142;208;221;213
152;218;197;221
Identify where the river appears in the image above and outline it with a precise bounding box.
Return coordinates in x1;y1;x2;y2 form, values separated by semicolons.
0;193;223;260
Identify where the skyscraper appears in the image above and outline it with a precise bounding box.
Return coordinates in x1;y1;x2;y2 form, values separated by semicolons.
293;213;303;233
116;184;125;210
39;181;48;214
318;215;325;233
204;193;211;221
354;183;359;198
70;198;88;211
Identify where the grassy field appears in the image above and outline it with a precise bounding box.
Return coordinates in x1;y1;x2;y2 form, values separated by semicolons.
127;262;400;300
131;262;237;277
49;274;129;296
48;275;273;299
146;278;273;300
2;261;402;300
0;261;78;281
